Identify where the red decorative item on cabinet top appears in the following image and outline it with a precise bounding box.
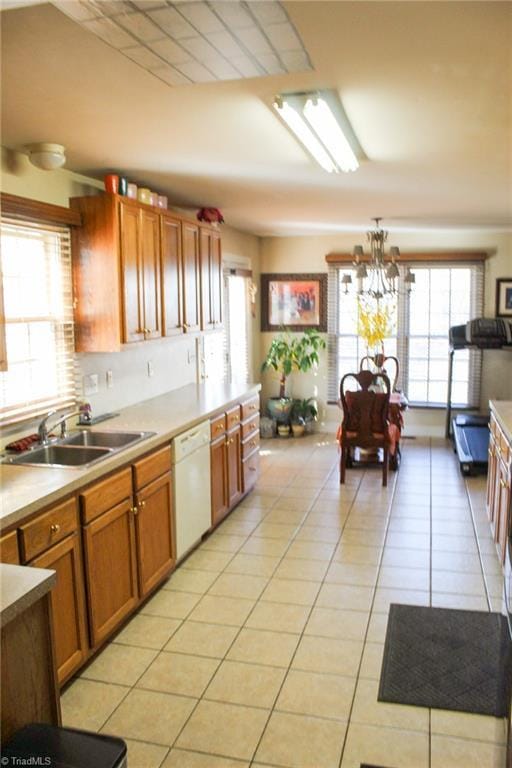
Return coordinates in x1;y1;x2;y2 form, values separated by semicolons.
196;207;224;225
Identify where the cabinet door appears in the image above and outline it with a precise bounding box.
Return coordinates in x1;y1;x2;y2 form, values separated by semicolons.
119;201;144;344
31;533;88;685
83;498;138;647
226;426;243;509
161;215;183;336
487;434;498;525
200;228;214;331
0;530;19;564
496;460;511;563
135;471;175;597
181;221;201;332
140;208;162;340
211;435;228;526
210;231;223;327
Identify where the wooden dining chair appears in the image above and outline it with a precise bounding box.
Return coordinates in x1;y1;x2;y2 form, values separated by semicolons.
339;370;391;486
359;353;400;391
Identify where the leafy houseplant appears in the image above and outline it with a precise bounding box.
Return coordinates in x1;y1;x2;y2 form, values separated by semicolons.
261;329;326;424
261;329;326;400
290;397;319;437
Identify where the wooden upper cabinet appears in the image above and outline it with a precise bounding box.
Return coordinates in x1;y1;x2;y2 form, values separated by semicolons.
119;201;144;344
161;214;184;336
139;208;161;341
181;221;201;333
200;227;222;331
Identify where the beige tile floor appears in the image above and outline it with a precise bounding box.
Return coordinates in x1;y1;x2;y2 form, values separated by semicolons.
61;434;508;768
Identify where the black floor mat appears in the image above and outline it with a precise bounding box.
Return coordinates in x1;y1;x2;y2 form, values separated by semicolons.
378;604;512;717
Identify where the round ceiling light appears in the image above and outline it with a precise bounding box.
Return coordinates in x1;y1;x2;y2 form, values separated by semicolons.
26;143;66;171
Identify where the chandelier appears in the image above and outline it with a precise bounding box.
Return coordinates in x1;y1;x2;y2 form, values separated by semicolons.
341;218;415;299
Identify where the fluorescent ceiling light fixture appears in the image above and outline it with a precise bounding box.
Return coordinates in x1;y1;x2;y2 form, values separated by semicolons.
273;90;363;173
274;101;337;173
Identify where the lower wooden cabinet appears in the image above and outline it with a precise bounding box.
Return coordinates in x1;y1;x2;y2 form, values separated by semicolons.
226;426;243;509
82;497;139;647
0;530;20;564
486;411;512;563
211;435;229;527
242;449;260;494
31;532;88;684
135;471;175;597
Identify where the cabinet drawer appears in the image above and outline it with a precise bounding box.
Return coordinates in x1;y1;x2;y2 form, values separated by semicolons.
242;450;260;493
498;431;511;463
80;467;132;524
242;413;260;440
211;413;227;440
133;445;172;490
242;432;260;459
20;497;78;562
226;405;241;430
0;530;20;564
241;396;259;421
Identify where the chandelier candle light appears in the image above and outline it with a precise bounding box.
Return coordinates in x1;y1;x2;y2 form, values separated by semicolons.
342;218;415;299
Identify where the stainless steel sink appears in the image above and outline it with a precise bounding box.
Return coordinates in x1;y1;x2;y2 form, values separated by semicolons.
6;445;112;468
64;430;149;449
3;429;156;468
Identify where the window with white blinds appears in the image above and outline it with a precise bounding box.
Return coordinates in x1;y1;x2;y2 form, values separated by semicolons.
328;262;484;407
203;270;251;385
0;218;76;425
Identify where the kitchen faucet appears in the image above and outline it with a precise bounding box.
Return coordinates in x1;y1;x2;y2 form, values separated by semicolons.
38;408;83;445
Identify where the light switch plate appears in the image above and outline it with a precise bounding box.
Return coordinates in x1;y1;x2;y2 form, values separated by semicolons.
83;373;99;395
147;361;154;377
106;370;114;388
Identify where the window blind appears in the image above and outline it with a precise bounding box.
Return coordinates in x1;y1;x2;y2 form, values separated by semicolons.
0;218;76;425
328;261;484;408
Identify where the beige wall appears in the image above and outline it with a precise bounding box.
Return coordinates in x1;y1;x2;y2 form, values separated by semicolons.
0;147;261;441
259;230;512;435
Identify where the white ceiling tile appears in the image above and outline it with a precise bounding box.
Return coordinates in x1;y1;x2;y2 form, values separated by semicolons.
90;0;132;16
175;2;224;34
116;12;163;42
131;1;166;9
209;2;253;30
179;35;220;61
202;55;240;80
248;1;287;26
235;25;272;55
83;17;137;48
207;29;245;58
52;1;99;22
149;37;190;64
280;49;312;72
123;45;164;68
151;64;192;85
257;51;285;75
264;21;302;52
175;59;217;82
148;6;196;38
229;54;263;78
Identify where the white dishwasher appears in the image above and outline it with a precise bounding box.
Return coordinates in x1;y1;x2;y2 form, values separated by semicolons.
173;420;211;560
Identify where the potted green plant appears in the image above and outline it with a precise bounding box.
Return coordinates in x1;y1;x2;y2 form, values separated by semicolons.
290;397;318;436
261;329;326;422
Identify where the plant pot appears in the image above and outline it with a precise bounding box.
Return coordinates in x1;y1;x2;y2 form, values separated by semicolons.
277;423;291;437
291;423;305;437
304;418;316;434
266;397;293;423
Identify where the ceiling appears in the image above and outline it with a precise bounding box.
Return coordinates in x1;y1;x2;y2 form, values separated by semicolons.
1;1;511;236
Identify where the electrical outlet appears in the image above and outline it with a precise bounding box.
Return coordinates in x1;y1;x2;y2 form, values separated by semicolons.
187;349;196;364
106;370;114;388
147;361;154;377
83;373;99;395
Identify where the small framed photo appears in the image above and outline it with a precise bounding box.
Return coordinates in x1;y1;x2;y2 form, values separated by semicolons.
261;273;327;332
496;278;512;318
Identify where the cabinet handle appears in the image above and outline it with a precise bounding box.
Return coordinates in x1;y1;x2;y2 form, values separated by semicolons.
131;506;138;515
216;424;224;431
183;323;189;329
249;467;257;472
250;441;256;448
501;479;509;490
50;523;61;534
250;404;257;411
139;500;146;509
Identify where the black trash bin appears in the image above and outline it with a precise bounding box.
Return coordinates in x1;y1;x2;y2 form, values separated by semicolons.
1;723;127;768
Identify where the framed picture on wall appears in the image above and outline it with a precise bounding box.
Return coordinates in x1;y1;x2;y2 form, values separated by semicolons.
496;278;512;318
261;273;327;332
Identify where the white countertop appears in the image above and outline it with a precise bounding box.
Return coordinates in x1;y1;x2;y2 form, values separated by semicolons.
490;400;512;445
0;381;260;531
0;563;56;628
